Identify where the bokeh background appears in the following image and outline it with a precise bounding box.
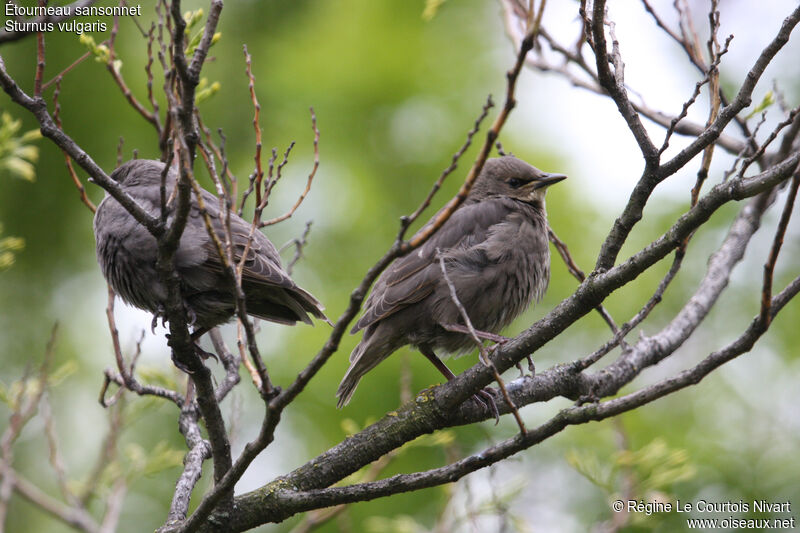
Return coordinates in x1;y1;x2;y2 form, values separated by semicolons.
1;1;798;532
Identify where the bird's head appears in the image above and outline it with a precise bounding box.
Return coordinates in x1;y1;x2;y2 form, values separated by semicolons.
109;159;169;187
468;156;566;207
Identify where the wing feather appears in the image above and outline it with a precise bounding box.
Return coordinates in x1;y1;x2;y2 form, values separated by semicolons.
352;199;515;333
188;187;326;321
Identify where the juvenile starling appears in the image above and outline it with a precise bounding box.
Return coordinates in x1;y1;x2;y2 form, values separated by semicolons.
94;159;327;345
337;155;565;408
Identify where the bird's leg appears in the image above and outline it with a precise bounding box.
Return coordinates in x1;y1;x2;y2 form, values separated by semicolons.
184;376;196;408
443;323;534;378
190;326;219;363
190;326;210;342
515;356;536;378
151;305;166;334
165;326;219;372
419;345;499;423
419;345;457;380
441;323;510;344
186;306;197;327
170;350;195;374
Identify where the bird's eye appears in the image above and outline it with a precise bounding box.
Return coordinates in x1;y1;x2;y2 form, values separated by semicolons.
507;177;525;188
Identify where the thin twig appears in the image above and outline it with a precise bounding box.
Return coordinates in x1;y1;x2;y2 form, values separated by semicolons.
261;109;320;227
34;9;45;97
243;45;264;209
548;227;621;336
437;253;526;434
577;249;685;369
760;174;799;325
107;14;160;129
739;104;800;179
400;95;494;234
40;393;79;507
52;78;96;213
101;285;184;407
280;220;314;276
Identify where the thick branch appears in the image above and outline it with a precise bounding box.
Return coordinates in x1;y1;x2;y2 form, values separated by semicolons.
206;270;799;530
593;5;800;272
258;273;800;518
0;57;162;235
202;146;799;532
591;0;658;161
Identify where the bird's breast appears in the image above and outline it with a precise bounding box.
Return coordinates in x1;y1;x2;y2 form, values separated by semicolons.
435;214;550;340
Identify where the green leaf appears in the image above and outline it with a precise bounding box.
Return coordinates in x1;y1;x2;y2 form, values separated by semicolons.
183;8;204;32
20;129;42;143
136;366;179;390
0;225;25;271
0;113;40;182
341;418;361;436
745;91;775;119
567;448;614;492
0;382;9;406
2;158;36;181
47;360;78;388
422;0;447;21
124;441;184;481
196;80;221;105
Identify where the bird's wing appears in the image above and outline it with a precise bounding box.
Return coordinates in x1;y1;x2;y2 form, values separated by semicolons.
187;189;327;322
352;199;515;333
188;187;297;290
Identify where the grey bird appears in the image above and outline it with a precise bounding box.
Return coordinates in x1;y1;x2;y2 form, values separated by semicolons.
94;159;327;349
337;155;566;409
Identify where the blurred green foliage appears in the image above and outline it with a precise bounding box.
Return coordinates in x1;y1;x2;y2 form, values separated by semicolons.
0;1;798;533
0;223;25;271
0;111;41;181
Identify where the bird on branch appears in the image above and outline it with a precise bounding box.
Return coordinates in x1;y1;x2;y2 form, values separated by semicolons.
338;155;566;415
94;159;327;370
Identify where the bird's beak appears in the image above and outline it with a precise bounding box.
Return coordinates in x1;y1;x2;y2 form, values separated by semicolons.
532;173;567;190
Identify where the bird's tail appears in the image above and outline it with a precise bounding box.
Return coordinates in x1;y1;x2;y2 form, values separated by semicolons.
336;336;392;408
290;286;331;325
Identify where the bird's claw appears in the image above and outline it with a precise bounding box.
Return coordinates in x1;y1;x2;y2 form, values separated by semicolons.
152;304;167;334
186;306;197;327
170;351;195;375
576;393;599;406
151;305;167;334
165;334;219;373
193;343;219;363
472;387;500;425
515;355;536;378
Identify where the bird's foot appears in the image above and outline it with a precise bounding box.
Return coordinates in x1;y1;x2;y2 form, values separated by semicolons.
151;304;167;334
515;355;536;378
186;306;197;327
170;350;195;375
419;345;500;424
165;334;218;373
576;393;599;406
471;387;500;425
442;323;510;344
194;342;219;363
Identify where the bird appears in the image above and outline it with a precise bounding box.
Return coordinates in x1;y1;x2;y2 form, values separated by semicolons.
94;159;327;356
337;155;566;411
